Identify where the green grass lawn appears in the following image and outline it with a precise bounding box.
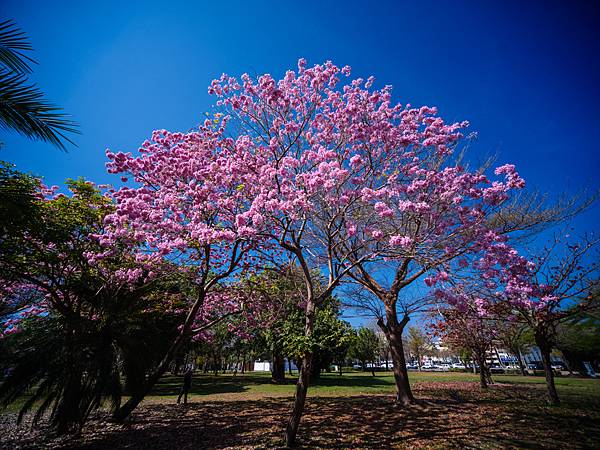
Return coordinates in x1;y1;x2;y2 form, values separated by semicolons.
149;369;600;403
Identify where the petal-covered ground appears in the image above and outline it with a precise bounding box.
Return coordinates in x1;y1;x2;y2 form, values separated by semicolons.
1;376;599;449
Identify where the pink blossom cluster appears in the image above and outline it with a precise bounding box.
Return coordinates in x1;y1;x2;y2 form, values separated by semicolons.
203;59;527;272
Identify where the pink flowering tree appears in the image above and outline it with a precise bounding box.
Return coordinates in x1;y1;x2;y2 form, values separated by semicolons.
208;60;387;445
334;160;527;404
431;289;498;389
101;123;271;421
205;59;534;443
283;75;528;406
491;235;600;405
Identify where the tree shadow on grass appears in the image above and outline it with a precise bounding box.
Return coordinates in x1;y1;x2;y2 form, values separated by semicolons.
311;374;395;388
2;382;599;449
150;373;394;398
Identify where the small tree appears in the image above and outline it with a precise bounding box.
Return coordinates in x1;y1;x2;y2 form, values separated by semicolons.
406;326;430;370
556;311;600;374
495;321;533;375
432;291;497;389
349;327;380;376
485;234;599;404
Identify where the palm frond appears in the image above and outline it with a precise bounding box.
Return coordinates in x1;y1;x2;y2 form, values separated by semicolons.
0;20;36;74
0;69;79;150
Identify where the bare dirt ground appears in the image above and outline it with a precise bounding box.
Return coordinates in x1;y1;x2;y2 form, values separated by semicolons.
1;381;599;449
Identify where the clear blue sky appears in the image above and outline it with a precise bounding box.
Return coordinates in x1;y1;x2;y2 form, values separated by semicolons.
2;0;599;231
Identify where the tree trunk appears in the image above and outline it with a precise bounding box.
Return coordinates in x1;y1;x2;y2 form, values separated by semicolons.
53;324;84;434
477;355;488;389
233;353;240;376
516;349;527;376
288;358;293;376
485;364;493;385
271;347;286;383
379;307;415;405
538;340;560;405
213;354;219;376
284;301;316;447
494;347;504;368
310;353;322;381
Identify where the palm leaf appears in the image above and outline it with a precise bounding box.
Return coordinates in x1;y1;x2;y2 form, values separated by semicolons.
0;69;79;150
0;19;36;74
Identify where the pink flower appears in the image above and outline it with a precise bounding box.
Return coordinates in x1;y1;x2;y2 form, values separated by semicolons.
389;235;412;248
374;202;394;218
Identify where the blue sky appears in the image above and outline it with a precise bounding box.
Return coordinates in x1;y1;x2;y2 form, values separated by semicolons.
2;1;599;321
3;1;599;206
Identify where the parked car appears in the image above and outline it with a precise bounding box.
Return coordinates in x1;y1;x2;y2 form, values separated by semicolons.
551;362;567;371
489;364;505;374
423;364;443;372
451;363;466;370
526;362;544;374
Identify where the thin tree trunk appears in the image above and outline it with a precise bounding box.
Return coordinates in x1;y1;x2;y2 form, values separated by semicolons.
233;353;240;376
288;358;293;376
284;301;316;447
271;347;286;383
516;349;527;376
538;340;560;405
494;347;504;368
113;358;172;422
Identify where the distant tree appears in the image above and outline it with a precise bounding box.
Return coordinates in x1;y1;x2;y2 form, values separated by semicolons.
280;295;354;380
349;327;380;376
556;311;600;374
247;265;307;383
494;236;600;404
432;293;496;389
0;20;78;150
406;326;430;370
495;321;533;376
